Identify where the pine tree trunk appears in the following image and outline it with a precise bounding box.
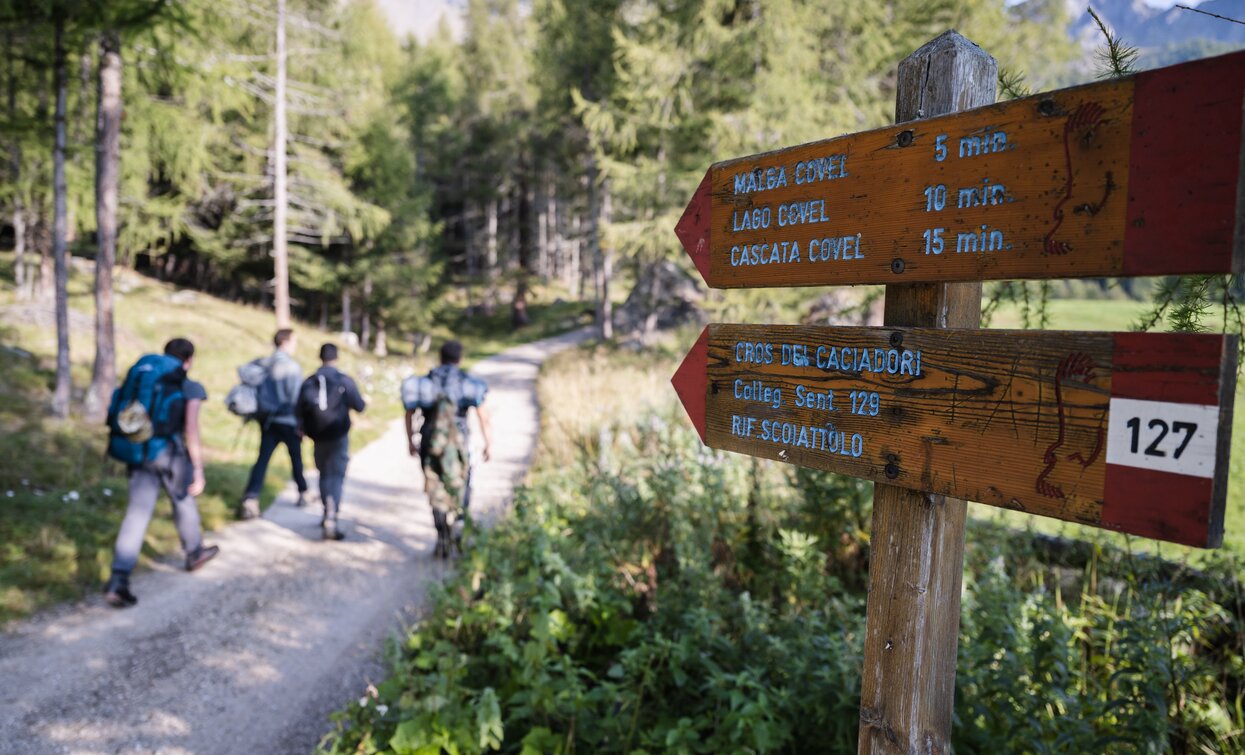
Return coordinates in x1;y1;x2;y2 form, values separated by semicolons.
593;172;614;340
513;178;533;328
86;31;122;422
272;0;291;328
572;212;583;300
484;198;498;315
341;286;352;335
6;30;27;300
360;274;372;350
372;321;387;357
51;16;71;418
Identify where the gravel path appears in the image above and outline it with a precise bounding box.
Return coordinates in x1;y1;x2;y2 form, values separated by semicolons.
0;330;589;754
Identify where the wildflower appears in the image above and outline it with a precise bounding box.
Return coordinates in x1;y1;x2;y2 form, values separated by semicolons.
359;697;369;707
5;491;13;498
103;488;113;497
375;704;388;715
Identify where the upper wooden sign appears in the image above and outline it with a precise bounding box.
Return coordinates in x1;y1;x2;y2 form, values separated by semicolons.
672;324;1239;547
675;51;1245;288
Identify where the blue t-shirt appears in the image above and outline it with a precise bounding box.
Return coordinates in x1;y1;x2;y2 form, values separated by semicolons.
183;379;207;403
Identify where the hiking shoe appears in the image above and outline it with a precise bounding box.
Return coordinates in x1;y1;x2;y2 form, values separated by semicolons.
104;585;138;608
239;497;260;520
323;523;345;541
296;492;308;508
186;544;220;572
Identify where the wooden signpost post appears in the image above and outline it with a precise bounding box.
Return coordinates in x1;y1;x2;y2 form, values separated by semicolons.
671;32;1243;754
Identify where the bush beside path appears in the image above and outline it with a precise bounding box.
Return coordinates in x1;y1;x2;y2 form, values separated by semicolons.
0;329;590;755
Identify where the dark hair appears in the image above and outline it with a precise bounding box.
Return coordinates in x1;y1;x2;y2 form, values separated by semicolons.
274;328;294;347
319;343;338;363
439;339;463;365
164;337;195;363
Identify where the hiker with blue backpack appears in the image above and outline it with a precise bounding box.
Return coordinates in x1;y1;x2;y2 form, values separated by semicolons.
402;340;492;558
238;328;308;520
296;343;366;541
103;338;220;608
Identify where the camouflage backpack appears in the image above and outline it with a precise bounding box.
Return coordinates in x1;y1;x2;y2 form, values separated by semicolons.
425;387;464;463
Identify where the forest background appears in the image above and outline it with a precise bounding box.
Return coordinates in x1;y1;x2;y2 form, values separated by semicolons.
3;0;1245;752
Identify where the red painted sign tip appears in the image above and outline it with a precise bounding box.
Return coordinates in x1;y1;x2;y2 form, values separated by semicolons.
675;170;712;284
672;326;710;443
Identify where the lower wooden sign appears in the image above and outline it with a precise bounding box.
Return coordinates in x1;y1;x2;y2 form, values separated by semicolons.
672;324;1239;547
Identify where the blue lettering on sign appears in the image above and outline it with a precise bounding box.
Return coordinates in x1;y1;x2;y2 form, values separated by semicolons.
793;154;849;185
794;384;835;411
955;226;1008;253
734;341;774;364
781;344;809;367
808;234;863;262
731;206;772;231
777;199;830;228
958;129;1009;158
730;241;802;266
815;345;922;376
957;178;1009;208
732;166;789;195
731;414;758;438
734;378;782;409
756;419;864;457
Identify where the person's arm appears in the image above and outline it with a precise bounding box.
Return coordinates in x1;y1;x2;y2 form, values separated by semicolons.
476;402;493;462
185;399;206;496
405;408;419;457
347;376;366;413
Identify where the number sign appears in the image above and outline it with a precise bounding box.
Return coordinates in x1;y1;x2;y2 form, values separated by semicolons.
672;324;1239;547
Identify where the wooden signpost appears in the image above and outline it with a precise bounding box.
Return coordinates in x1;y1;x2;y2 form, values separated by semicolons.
670;31;1243;755
672;324;1238;548
675;49;1245;289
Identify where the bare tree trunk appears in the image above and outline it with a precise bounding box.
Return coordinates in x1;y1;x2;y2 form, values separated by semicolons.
319;296;329;329
6;29;27;299
86;30;121;422
537;181;548;279
598;180;613;340
360;275;372;351
341;286;352;335
51;16;71;418
272;0;291;328
572;212;583;300
484;198;498;315
464;202;476;313
512;177;533;328
372;321;387;357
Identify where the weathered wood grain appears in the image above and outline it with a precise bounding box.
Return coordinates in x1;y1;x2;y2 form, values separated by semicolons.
673;48;1245;289
858;32;993;755
691;323;1238;548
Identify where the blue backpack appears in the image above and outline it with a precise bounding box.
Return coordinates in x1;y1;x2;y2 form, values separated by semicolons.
106;354;187;466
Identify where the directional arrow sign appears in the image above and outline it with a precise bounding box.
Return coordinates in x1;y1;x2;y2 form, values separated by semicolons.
675;50;1245;288
673;324;1239;547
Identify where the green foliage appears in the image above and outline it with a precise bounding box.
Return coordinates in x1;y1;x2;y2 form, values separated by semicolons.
322;404;1245;753
1088;6;1140;79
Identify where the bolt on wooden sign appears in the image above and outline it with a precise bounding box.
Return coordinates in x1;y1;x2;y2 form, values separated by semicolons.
673;324;1238;548
675;50;1245;288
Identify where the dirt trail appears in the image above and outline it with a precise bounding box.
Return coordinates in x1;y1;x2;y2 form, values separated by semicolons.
0;330;588;754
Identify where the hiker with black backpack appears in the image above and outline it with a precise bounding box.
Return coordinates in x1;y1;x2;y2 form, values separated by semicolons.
402;340;492;558
238;328;308;519
103;338;220;608
296;343;366;541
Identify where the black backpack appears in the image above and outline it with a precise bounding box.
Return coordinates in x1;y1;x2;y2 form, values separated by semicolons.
298;371;350;442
